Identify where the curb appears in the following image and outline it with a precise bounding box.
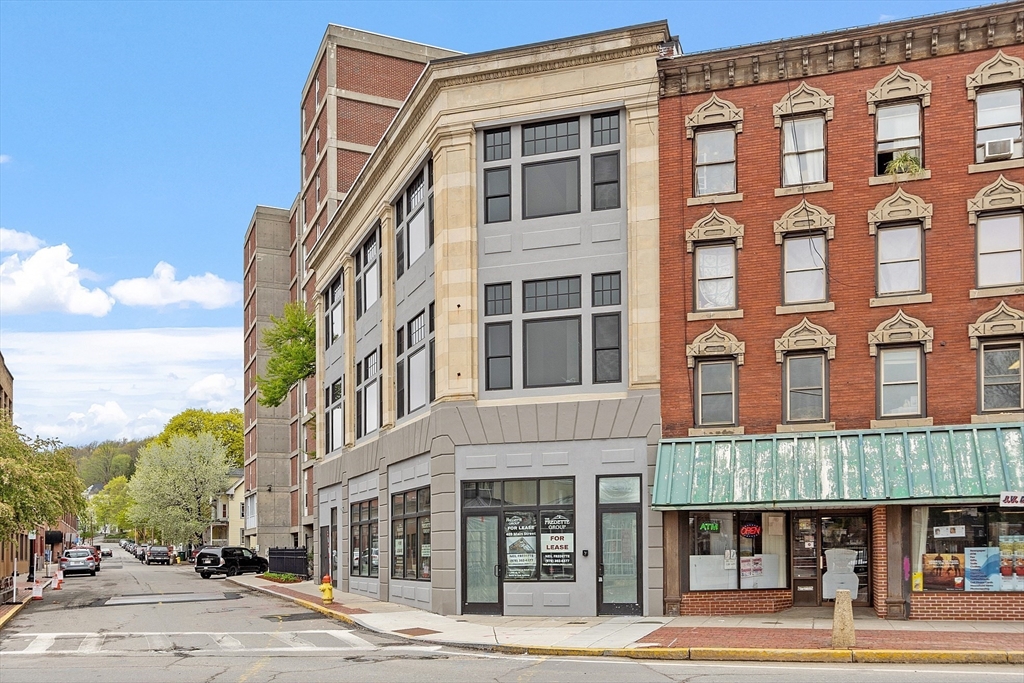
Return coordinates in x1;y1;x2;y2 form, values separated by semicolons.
228;579;1024;665
0;579;51;632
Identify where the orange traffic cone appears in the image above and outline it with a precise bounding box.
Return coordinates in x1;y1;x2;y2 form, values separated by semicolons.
54;570;63;590
31;579;43;600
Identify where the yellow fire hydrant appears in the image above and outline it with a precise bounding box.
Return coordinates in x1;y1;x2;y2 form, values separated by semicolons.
318;575;334;605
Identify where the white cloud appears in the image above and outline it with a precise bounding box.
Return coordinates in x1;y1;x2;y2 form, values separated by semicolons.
3;327;242;444
108;261;241;309
0;155;10;164
0;244;115;316
0;227;45;253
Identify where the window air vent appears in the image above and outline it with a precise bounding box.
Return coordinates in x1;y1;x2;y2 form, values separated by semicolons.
984;138;1013;161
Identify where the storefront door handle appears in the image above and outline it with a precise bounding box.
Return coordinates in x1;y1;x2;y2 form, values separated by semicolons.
598;563;604;577
493;564;503;578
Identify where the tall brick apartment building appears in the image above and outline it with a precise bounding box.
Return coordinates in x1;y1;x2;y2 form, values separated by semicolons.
652;4;1023;620
242;29;457;552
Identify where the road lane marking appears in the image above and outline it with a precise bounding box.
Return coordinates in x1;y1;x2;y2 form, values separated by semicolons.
271;632;316;649
21;635;56;654
213;634;243;650
105;593;226;606
325;630;378;649
145;634;172;650
77;634;103;653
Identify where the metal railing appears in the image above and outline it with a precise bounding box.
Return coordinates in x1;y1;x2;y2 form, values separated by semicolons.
0;575;15;604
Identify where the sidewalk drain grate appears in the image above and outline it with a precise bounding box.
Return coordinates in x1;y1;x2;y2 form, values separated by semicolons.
567;621;588;624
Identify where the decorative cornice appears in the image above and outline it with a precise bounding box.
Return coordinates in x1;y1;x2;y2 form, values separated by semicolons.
685;94;743;138
967;174;1024;225
969;300;1024;349
658;6;1022;97
685;209;744;252
867;188;933;235
773;82;834;127
774;199;835;244
686;324;745;367
775;317;837;363
867;67;932;113
868;309;934;356
966;49;1024;100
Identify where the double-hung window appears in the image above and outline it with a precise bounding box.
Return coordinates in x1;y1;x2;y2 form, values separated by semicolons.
484;283;513;391
980;340;1023;413
356;349;381;438
694;128;737;196
695;243;736;311
977;212;1023;289
696;359;736;427
522;118;581;219
325;378;344;453
879;347;923;418
877;223;924;296
784;354;827;423
395;167;433;277
975;87;1023;163
483;128;511;224
781;116;826;186
875;102;922;175
523;276;581;388
324;276;343;349
592;273;622;384
355;229;380;318
591;152;620;211
782;235;827;304
396;307;434;419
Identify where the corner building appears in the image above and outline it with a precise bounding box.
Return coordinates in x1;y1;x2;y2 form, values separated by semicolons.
654;4;1024;620
309;23;668;616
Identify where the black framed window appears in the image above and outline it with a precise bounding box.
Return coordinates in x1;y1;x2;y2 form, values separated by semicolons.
975;87;1023;163
395;165;432;278
523;276;581;312
324;276;343;349
485;322;512;391
592;152;620;211
784;353;827;423
350;499;378;578
355;229;380;318
782;234;827;304
592;272;620;307
523;158;580;219
696;359;736;426
694;128;736;196
977;212;1023;288
484;167;511;223
593;313;621;384
879;346;923;419
877;223;923;296
325;378;344;453
782;115;826;186
356;348;381;438
875;102;922;175
980;340;1023;413
694;243;736;311
591;112;619;146
523;118;579;156
524;317;581;388
396;309;434;419
485;283;512;316
484;128;511;161
392;487;430;581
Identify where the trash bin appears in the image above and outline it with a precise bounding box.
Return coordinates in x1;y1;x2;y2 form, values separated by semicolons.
178;551;187;562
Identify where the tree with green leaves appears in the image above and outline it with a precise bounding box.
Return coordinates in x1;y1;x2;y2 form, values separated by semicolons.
128;433;229;546
91;475;133;532
0;418;85;543
155;408;243;468
256;301;315;408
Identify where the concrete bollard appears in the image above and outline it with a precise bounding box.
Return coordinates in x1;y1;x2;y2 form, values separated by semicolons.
831;589;856;649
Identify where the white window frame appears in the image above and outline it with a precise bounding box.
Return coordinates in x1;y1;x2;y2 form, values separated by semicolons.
694;127;737;197
694;242;737;311
784;353;826;424
976;212;1024;289
782;234;827;305
696;358;737;427
877;223;924;296
879;346;924;418
975;86;1023;164
781;115;826;187
980;339;1023;413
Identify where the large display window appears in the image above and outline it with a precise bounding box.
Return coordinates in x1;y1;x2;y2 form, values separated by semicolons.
688;512;788;591
911;505;1024;592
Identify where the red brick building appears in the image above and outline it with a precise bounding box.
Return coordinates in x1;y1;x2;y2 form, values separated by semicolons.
652;4;1023;620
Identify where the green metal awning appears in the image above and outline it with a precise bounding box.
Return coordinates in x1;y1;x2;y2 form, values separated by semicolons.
652;424;1023;510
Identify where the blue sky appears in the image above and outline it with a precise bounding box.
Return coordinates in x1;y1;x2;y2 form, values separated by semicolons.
0;0;985;444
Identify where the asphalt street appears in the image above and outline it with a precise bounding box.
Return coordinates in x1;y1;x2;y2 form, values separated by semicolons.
0;545;1020;683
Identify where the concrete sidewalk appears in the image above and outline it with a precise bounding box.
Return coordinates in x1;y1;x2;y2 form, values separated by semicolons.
0;575;53;631
227;574;1024;664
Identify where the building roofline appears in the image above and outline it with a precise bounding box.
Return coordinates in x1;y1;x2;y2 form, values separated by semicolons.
243;205;290;246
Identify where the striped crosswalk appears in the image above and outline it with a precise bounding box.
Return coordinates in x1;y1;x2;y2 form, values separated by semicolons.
1;630;429;656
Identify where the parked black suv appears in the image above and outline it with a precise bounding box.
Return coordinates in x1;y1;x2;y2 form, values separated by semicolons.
194;546;268;578
145;545;171;565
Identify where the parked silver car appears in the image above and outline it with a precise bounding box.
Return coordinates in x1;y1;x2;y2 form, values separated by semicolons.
60;548;97;576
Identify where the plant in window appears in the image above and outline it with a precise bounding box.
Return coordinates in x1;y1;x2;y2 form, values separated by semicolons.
884;151;923;184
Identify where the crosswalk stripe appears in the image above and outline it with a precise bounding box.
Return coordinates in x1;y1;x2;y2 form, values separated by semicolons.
145;634;172;650
77;635;103;653
325;630;376;649
272;632;316;649
213;634;243;650
22;635;56;654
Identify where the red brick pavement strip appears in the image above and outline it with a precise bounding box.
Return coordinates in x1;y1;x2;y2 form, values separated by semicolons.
639;626;1024;651
258;583;369;615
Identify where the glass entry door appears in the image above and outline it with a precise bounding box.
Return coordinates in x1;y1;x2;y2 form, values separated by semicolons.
463;513;502;614
821;514;870;606
791;514;819;605
597;476;642;615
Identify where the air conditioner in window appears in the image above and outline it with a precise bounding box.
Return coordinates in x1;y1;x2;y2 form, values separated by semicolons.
984;138;1014;161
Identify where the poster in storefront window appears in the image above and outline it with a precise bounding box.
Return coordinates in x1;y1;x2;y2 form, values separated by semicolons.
540;511;575;580
504;512;538;580
922;553;965;591
964;547;1001;592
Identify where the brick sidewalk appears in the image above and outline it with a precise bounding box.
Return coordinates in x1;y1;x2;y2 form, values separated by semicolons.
638;626;1024;651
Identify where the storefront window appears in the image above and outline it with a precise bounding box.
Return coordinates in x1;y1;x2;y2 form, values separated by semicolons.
350;499;378;578
911;505;1024;592
392;487;430;581
689;512;788;591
